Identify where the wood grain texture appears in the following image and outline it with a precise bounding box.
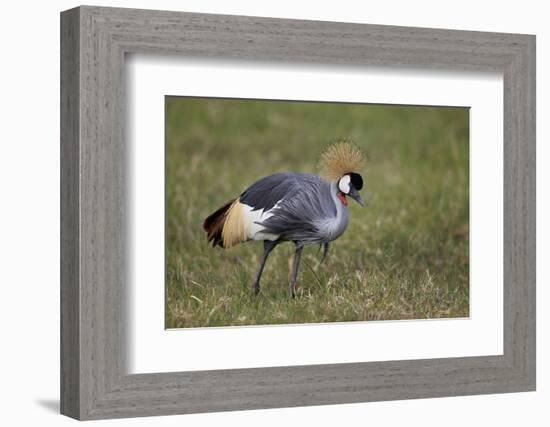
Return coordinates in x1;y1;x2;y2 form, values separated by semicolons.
60;7;80;419
60;5;536;420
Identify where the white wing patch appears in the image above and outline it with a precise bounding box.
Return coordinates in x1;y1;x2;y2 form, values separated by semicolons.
241;202;280;241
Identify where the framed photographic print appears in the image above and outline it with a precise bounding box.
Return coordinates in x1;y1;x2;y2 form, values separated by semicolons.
60;5;535;420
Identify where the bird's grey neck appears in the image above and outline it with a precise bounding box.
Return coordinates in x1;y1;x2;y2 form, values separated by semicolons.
330;181;347;213
321;181;348;241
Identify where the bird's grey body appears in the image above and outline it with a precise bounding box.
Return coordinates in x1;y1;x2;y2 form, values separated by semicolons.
240;172;349;245
203;142;365;297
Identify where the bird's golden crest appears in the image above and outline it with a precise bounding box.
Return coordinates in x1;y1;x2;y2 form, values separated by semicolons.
318;141;364;181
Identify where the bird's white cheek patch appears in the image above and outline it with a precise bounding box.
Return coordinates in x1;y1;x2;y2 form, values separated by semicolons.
338;175;351;194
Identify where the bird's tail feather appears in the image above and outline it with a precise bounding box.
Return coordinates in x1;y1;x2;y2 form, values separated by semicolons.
221;200;249;248
203;199;235;248
203;199;250;248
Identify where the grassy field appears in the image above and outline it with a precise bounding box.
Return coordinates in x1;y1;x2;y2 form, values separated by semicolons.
165;97;469;328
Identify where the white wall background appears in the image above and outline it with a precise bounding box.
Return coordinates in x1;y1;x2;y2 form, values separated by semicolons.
0;0;546;425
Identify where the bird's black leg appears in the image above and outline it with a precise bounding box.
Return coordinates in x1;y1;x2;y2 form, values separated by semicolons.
252;240;277;296
318;242;330;266
289;243;304;298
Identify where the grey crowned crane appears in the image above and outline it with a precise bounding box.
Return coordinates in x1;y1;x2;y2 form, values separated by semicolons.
203;142;365;297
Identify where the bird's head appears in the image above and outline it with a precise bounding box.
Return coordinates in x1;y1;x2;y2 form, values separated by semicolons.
337;172;365;207
319;141;366;207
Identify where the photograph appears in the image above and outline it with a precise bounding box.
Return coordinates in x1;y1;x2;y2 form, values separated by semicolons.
48;2;537;422
165;97;470;328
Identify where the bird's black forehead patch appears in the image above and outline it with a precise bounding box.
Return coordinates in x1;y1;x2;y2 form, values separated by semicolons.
349;172;363;190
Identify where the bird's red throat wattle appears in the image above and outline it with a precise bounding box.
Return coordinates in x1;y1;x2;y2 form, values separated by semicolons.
337;191;348;206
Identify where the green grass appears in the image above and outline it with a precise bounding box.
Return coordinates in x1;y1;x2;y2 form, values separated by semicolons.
166;97;469;328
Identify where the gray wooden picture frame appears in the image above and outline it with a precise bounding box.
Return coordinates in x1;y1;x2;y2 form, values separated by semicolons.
60;5;536;421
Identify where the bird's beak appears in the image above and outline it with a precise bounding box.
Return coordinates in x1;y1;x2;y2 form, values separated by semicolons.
348;187;365;207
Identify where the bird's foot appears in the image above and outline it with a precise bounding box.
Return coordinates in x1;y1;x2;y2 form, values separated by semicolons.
252;282;260;296
317;242;330;267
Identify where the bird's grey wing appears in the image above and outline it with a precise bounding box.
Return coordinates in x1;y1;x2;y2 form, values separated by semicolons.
257;177;336;243
239;172;301;211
